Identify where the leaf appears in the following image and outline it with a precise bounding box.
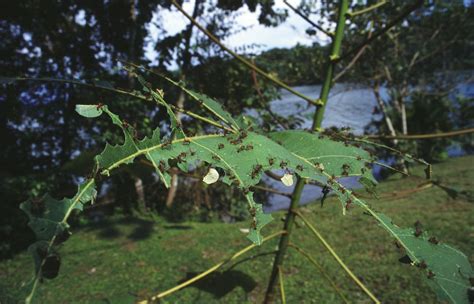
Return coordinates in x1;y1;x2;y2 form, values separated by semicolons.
269;130;377;182
203;168;219;184
20;180;97;241
75;104;104;118
20;179;96;285
158;74;240;131
281;173;294;186
374;212;473;304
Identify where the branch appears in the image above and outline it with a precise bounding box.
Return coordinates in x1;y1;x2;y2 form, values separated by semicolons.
283;0;333;38
346;0;388;18
365;127;474;140
333;21;373;82
294;210;381;304
288;243;350;304
338;0;424;62
137;230;286;303
170;0;322;107
6;76;235;133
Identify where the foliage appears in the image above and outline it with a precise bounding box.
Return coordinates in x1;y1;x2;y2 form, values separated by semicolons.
18;73;474;303
2;156;472;303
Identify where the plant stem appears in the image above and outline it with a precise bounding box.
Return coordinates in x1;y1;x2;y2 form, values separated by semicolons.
138;230;285;303
263;1;349;302
295;210;380;303
288;243;349;304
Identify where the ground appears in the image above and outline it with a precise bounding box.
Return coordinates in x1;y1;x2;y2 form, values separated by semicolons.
1;156;473;304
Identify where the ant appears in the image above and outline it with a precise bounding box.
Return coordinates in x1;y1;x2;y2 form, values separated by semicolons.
158;160;166;173
268;158;275;166
182;138;191;145
356;155;362;161
414;220;423;237
245;144;253;150
249;207;256;217
243;188;250;195
177;152;187;163
212;155;221;161
428;237;439;245
237;145;245;153
280;161;288;169
218;143;225;149
96;103;105;110
122;119;130;129
251;164;262;179
418;261;427;269
296;165;304;171
239;131;248;139
345;198;352;210
427;271;435;279
161;139;172;150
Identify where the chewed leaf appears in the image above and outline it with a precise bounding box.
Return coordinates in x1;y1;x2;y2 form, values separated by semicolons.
246;203;273;245
203;168;219;184
75;104;104;118
281;173;294;186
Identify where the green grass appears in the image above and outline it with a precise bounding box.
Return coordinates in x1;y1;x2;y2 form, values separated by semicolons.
1;156;473;304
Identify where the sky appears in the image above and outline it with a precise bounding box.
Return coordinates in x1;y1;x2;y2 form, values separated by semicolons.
145;0;331;66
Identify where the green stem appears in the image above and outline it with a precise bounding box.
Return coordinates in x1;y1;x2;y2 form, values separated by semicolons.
288;243;349;304
295;211;380;303
263;1;349;302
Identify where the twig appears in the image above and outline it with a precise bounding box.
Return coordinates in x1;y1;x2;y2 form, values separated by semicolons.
283;0;333;38
137;230;285;303
294;210;381;304
333;21;373;82
338;0;424;62
278;266;286;304
250;59;289;130
365;127;474;140
7;76;235;133
288;243;350;304
347;0;388;18
170;0;322;107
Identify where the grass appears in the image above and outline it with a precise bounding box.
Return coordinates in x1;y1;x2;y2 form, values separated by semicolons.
1;156;473;304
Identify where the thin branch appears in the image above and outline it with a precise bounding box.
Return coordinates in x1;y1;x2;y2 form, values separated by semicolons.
250;59;289;130
137;230;286;303
7;76;235;133
283;0;333;38
294;210;381;304
347;0;388;18
278;266;286;304
170;0;322;107
333;21;373;82
365;127;474;140
288;243;350;304
338;0;424;62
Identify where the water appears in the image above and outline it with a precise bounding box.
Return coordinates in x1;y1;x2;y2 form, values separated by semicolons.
262;83;384;212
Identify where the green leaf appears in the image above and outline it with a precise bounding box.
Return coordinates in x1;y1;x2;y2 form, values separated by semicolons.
269;130;377;181
75;104;104;118
374;213;473;304
20;179;96;285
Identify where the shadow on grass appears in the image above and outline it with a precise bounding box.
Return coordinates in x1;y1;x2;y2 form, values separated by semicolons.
180;270;257;299
84;217;155;241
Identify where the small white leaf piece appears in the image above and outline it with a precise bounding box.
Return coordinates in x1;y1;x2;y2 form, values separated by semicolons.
239;228;250;234
75;104;104;118
280;173;294;186
203;168;219;184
